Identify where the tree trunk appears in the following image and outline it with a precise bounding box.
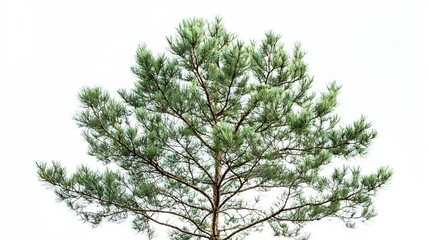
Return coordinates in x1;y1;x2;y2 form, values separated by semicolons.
211;151;221;240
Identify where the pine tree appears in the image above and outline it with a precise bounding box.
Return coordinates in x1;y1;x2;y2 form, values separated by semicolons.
37;17;392;240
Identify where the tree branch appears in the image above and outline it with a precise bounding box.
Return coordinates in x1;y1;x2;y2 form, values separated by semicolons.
89;105;214;207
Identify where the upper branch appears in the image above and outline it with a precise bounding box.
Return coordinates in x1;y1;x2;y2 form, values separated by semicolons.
190;49;218;124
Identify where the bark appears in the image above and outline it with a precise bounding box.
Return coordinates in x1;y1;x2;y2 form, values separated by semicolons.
211;150;221;240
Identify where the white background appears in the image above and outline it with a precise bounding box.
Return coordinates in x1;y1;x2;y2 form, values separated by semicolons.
1;0;428;239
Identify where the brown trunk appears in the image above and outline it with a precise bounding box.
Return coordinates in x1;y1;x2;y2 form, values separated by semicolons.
211;151;221;240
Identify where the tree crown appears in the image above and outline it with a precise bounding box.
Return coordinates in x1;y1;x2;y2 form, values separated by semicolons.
38;17;392;240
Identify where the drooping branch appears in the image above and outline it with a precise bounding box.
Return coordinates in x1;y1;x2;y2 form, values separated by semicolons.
38;167;212;239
